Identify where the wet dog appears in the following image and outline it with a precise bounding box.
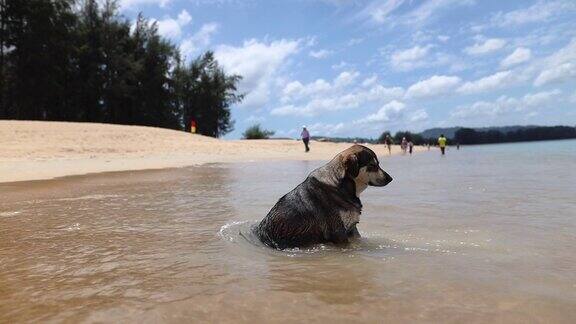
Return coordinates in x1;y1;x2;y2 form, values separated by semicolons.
255;145;392;249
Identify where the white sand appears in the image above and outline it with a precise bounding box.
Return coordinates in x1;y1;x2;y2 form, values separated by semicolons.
0;120;424;183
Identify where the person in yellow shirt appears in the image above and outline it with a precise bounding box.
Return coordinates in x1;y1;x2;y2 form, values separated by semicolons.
438;134;447;155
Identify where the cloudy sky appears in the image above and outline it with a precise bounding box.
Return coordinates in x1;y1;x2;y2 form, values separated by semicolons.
120;0;576;138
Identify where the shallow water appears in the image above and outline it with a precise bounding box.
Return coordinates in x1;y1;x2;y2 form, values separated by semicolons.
1;140;576;323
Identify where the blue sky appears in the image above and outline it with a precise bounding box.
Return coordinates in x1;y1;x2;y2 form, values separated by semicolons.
119;0;576;138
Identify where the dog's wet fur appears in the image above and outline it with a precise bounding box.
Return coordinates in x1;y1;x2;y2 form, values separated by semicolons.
255;145;393;249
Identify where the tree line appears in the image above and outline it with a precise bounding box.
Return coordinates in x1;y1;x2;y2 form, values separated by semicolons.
454;126;576;145
378;131;429;145
0;0;243;137
375;126;576;146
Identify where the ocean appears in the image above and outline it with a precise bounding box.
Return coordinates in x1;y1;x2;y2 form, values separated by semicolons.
1;140;575;322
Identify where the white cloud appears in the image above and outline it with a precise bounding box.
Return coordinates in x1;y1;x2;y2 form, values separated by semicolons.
269;105;303;116
331;61;350;70
347;38;364;46
334;71;360;88
358;0;406;24
270;94;363;117
490;1;575;28
180;23;219;57
464;38;507;56
531;38;576;87
272;80;404;117
154;10;192;40
215;39;302;108
309;49;333;59
177;10;192;25
361;75;378;88
386;45;462;72
534;63;576;87
281;79;331;102
406;75;461;99
365;85;405;102
120;0;171;10
305;122;348;137
355;100;406;124
390;45;432;71
437;35;450;42
244;115;266;124
457;70;514;94
357;0;474;27
452;89;562;118
501;47;532;67
404;0;474;26
523;89;563;106
280;71;363;104
409;109;429;122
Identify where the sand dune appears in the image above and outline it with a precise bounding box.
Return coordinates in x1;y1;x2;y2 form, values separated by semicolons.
0;120;424;182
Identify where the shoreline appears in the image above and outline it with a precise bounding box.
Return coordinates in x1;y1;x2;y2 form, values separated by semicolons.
0;120;426;183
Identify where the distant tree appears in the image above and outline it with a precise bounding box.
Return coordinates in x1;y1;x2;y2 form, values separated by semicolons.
74;0;105;122
1;0;77;120
0;1;243;136
101;6;143;126
455;126;576;144
136;18;179;128
174;51;243;137
454;128;478;144
243;124;275;139
394;131;425;145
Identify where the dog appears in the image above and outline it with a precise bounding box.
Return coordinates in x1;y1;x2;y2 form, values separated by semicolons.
255;145;393;249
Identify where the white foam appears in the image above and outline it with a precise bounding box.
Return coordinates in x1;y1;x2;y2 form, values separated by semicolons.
0;211;21;217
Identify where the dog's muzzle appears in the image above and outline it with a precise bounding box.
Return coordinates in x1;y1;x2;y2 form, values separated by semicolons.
369;170;393;186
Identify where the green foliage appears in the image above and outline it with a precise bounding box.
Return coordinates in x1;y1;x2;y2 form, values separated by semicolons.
455;126;576;144
0;0;242;137
243;124;275;139
393;131;425;145
174;51;243;137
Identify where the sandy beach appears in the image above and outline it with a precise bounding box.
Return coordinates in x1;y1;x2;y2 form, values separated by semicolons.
0;120;422;183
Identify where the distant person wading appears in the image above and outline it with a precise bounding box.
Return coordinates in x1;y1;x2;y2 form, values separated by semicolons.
385;135;393;155
301;126;310;152
438;134;447;155
401;137;408;154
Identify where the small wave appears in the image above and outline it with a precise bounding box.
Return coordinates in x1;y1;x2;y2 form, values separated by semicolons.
218;221;465;259
218;221;414;257
55;194;121;202
0;211;22;217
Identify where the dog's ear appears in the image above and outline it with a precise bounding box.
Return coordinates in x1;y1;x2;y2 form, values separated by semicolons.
344;153;359;178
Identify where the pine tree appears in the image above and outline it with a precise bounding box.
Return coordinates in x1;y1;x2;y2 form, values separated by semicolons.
0;0;244;136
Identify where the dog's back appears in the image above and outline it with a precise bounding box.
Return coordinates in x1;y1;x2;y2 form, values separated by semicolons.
255;176;360;249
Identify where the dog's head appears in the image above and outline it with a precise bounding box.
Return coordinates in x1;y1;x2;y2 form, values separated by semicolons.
340;145;393;195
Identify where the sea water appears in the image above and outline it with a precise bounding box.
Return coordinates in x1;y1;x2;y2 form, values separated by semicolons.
1;140;575;322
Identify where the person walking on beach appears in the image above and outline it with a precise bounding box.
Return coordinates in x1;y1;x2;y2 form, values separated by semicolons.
408;140;414;155
301;126;310;152
438;134;447;155
384;134;393;155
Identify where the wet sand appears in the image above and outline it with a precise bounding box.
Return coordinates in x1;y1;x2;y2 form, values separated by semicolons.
0;120;419;183
2;141;576;323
